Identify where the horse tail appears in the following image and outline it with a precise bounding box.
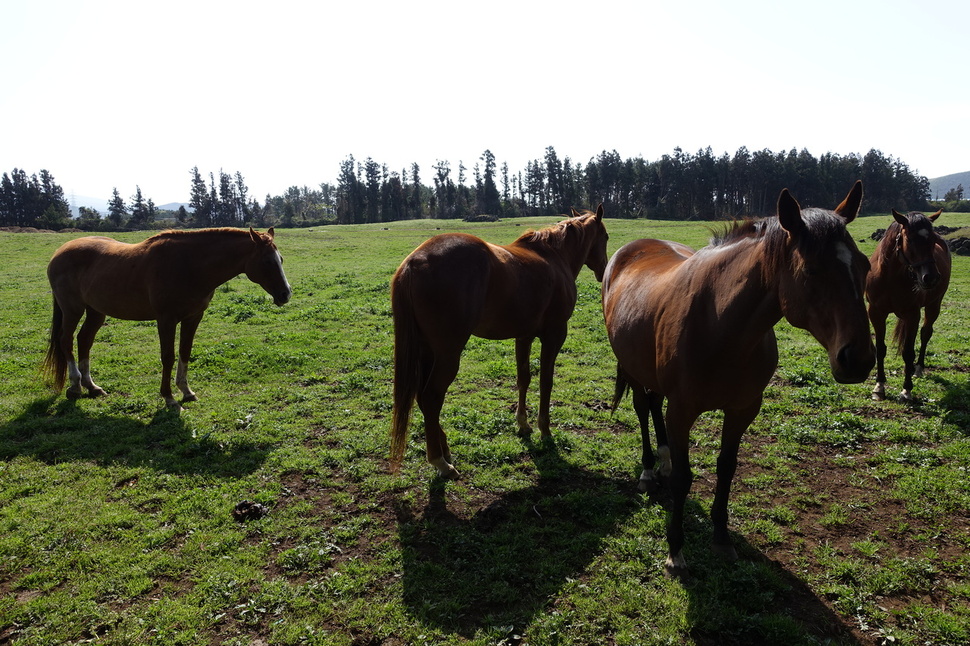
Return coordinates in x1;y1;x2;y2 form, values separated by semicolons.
42;297;67;392
611;364;630;412
891;315;912;355
390;264;422;472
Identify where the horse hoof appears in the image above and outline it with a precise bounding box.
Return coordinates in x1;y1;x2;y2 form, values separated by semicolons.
657;446;672;477
871;392;885;401
182;394;198;403
88;387;107;398
664;553;689;579
899;390;913;402
712;542;738;562
66;389;83;400
437;465;460;480
638;469;660;494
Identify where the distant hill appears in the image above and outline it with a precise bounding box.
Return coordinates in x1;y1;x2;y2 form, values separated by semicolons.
68;196;190;217
157;203;191;212
928;171;970;200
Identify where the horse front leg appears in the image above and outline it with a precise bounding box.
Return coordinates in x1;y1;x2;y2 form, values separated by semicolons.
176;312;204;402
156;319;180;408
76;308;107;397
662;402;700;578
870;311;888;401
514;337;533;436
536;328;567;439
710;400;761;561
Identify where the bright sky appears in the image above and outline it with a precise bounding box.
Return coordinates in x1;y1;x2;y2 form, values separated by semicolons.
2;0;967;204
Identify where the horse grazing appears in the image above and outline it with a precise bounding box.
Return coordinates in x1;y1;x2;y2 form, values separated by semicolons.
44;227;292;408
602;182;874;576
390;206;609;479
866;209;951;401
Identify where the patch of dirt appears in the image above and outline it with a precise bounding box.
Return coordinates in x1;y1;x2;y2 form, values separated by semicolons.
733;433;968;645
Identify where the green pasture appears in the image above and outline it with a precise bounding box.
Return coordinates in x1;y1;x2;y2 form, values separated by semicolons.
0;211;968;645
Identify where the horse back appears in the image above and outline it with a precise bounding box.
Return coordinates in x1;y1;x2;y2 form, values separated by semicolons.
47;236;162;320
603;237;778;409
394;232;574;341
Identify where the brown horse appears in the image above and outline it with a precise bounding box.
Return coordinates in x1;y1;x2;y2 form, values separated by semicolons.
390;206;609;479
44;227;291;408
866;209;951;401
602;182;874;576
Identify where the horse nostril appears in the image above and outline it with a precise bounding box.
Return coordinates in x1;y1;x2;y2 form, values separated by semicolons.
837;345;852;368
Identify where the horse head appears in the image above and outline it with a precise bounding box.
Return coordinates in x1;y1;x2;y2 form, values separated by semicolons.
776;181;875;384
570;203;608;281
891;209;944;291
246;227;292;306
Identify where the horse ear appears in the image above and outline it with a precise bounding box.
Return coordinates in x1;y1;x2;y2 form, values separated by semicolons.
928;209;942;222
267;227;276;239
570;208;581;217
777;189;805;238
835;180;863;223
249;227;262;244
595;203;604;221
892;209;908;227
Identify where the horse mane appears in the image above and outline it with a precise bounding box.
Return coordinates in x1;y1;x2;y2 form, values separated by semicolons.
514;213;595;248
709;209;852;277
142;228;255;246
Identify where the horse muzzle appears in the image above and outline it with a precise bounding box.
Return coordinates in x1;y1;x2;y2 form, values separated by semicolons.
273;285;292;306
831;342;875;384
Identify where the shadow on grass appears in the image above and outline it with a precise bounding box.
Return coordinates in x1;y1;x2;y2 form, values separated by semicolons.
397;439;863;645
673;499;864;646
934;372;970;433
0;395;270;477
397;437;635;638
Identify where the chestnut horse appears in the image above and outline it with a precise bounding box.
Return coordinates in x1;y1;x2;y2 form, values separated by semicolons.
602;183;874;576
44;227;291;408
391;206;609;479
866;209;951;401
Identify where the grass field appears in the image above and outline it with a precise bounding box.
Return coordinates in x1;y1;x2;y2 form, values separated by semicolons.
0;209;968;645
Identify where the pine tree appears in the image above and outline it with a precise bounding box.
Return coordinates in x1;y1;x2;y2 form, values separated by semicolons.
107;188;128;228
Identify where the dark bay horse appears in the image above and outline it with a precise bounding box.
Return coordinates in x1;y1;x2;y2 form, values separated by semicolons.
602;182;874;576
391;206;609;479
866;209;951;401
44;227;292;408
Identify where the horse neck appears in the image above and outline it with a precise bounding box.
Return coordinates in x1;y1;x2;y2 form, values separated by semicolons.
169;230;252;288
544;223;592;278
697;238;784;339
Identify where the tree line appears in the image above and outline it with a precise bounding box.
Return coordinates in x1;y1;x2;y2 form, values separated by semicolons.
0;146;934;231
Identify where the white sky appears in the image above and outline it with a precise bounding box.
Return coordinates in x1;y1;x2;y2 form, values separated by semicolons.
2;0;967;204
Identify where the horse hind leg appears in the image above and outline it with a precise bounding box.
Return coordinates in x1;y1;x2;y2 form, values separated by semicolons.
632;388;667;493
899;324;919;402
76;309;107;397
416;350;462;480
536;327;567;438
662;403;700;577
915;303;941;379
870;311;888;401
